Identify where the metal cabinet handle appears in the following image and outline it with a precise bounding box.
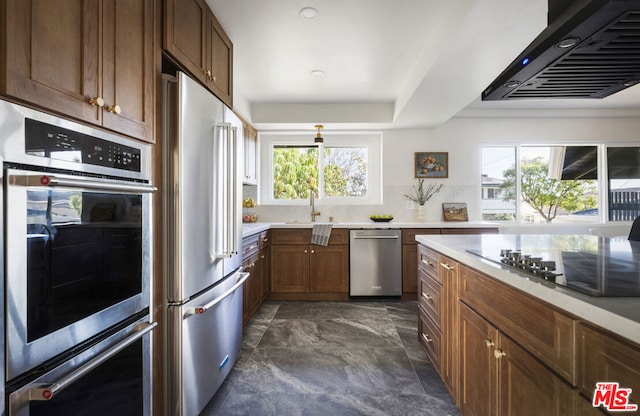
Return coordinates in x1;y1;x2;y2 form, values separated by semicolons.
421;258;435;267
28;321;157;401
187;272;250;317
485;339;494;348
421;333;432;343
494;349;506;359
107;104;122;114
12;174;157;194
440;262;454;271
88;96;104;107
421;291;432;301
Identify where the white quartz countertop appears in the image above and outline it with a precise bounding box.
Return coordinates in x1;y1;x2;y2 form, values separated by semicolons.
415;233;640;345
242;221;497;237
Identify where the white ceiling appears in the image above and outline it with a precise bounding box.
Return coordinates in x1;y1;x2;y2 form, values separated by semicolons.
207;0;640;131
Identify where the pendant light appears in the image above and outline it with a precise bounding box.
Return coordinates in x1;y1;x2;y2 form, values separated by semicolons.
314;124;324;144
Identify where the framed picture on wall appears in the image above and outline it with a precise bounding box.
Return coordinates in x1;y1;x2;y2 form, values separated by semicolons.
443;202;468;221
415;152;448;178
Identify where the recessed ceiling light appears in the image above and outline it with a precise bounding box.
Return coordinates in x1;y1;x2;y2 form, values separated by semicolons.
300;7;319;19
311;70;325;77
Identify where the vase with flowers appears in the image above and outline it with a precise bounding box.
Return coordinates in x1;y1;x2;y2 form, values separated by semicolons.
404;179;443;221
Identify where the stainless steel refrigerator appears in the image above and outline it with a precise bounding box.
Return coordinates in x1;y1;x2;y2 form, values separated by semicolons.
162;71;248;416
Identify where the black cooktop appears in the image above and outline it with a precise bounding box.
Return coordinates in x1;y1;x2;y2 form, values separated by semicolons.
467;247;640;297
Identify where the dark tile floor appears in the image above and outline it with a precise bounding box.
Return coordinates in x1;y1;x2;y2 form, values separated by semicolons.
201;301;460;416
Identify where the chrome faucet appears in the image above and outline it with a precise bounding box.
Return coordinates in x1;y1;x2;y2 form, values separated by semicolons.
310;190;321;222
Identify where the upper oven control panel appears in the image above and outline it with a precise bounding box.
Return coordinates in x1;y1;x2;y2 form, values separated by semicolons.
24;118;141;172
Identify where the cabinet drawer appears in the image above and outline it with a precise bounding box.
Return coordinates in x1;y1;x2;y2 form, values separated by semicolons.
417;244;440;282
271;229;311;244
419;308;442;371
324;228;349;245
272;228;348;245
259;230;271;250
403;228;439;244
577;323;640;408
418;272;442;329
242;234;260;259
459;265;576;384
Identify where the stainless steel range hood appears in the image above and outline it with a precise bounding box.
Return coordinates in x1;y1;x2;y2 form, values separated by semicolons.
482;0;640;100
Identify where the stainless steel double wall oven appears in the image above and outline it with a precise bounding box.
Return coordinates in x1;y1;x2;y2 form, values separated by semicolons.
1;100;156;415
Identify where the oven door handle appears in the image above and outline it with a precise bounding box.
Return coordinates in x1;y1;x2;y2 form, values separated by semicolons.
186;271;250;318
27;321;157;401
13;174;157;193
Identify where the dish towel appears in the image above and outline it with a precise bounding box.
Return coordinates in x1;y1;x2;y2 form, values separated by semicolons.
311;223;333;246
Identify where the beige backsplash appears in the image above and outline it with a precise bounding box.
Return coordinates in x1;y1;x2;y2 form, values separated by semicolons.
242;185;479;223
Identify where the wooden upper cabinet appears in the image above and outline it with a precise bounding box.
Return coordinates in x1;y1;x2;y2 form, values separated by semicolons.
101;0;155;142
2;0;155;142
205;11;232;105
4;0;101;123
164;0;233;107
164;0;207;80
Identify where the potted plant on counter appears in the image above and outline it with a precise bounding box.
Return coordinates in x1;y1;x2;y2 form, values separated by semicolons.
404;179;443;221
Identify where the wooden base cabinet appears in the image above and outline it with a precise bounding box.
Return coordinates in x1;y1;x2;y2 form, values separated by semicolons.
241;231;270;324
270;228;349;300
402;227;497;298
3;0;156;142
460;303;577;416
577;323;640;414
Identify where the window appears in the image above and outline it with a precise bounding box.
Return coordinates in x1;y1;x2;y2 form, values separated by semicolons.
481;147;516;221
481;145;600;223
260;132;382;205
607;147;640;221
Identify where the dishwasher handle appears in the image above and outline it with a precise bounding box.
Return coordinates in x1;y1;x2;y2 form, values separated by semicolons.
352;235;399;240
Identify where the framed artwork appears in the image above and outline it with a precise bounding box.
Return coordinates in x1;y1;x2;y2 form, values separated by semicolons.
443;202;468;221
415;152;448;178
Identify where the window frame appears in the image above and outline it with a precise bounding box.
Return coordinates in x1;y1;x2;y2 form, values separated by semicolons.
259;131;383;206
481;143;640;223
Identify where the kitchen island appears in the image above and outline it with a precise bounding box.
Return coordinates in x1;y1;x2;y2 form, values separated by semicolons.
416;233;640;416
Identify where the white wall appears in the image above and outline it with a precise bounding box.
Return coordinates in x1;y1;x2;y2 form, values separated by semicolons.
245;115;640;227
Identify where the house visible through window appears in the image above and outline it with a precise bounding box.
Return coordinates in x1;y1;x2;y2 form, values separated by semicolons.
608;147;640;221
481;145;601;223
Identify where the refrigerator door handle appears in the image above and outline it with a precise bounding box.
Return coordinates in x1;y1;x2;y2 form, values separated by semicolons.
211;122;233;261
185;271;250;318
229;125;239;256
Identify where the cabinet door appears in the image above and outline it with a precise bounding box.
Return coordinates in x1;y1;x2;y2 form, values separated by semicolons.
577;323;640;411
102;0;155;142
243;124;258;185
205;11;233;107
309;245;348;292
498;335;576;416
163;0;207;81
402;244;418;294
459;303;498;416
259;247;270;301
271;245;309;292
440;255;459;399
5;0;101;124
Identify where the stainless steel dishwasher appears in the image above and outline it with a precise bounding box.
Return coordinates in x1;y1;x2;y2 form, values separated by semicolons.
349;229;402;297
